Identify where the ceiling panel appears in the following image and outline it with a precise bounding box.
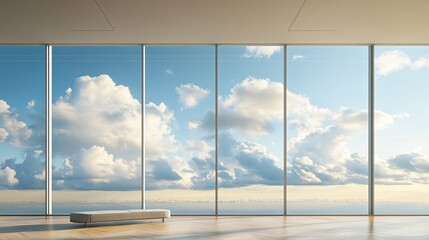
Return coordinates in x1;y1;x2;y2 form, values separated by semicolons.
289;0;340;31
1;0;429;44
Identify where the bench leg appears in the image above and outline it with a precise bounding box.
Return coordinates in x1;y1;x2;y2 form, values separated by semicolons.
84;223;87;228
162;218;165;223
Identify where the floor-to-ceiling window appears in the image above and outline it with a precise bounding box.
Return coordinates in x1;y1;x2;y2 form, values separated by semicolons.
4;44;429;216
145;46;216;214
52;46;142;213
218;46;284;214
0;46;45;214
287;46;368;214
375;46;429;213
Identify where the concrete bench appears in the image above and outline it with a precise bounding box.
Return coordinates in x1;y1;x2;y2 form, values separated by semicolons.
70;209;170;227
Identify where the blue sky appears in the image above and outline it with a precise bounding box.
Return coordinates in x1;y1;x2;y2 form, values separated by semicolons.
2;45;429;214
51;46;142;192
0;46;45;189
145;46;215;143
53;46;142;100
288;46;368;109
0;46;45;121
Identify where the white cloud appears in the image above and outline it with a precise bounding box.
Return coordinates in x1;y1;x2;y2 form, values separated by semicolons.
0;149;45;190
145;102;178;160
412;56;429;70
216;77;283;136
0;99;32;147
334;108;408;131
287;92;410;185
187;140;213;160
34;149;43;155
216;135;283;187
0;100;10;113
50;75;143;189
68;146;139;182
375;151;429;184
0;167;19;187
165;69;174;76
287;90;332;137
0;128;8;144
34;170;45;181
27;99;36;109
242;46;281;59
53;146;140;190
188;120;202;130
375;50;411;77
375;50;429;78
52;75;141;159
292;55;304;61
176;83;209;109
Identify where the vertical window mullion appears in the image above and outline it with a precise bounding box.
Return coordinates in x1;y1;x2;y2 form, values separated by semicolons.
142;45;146;210
368;45;375;215
45;45;52;215
215;45;219;216
284;45;287;216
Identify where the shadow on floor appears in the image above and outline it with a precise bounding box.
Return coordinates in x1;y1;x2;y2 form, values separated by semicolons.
0;220;165;233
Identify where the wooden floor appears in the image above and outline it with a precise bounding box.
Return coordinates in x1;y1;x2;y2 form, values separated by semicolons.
0;216;429;239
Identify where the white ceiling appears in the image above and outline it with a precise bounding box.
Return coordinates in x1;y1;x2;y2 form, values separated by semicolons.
1;0;428;44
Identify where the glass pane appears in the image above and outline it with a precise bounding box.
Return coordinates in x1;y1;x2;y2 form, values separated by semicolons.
287;46;368;214
145;46;215;214
52;46;142;213
375;46;429;213
218;46;284;214
0;46;45;214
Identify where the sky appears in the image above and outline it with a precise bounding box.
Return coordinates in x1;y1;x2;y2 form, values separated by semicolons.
1;45;429;214
0;46;45;192
51;46;142;192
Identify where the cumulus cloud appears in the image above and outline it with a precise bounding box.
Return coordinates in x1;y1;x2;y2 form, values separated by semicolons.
147;79;424;187
374;151;429;185
220;77;283;136
50;75;143;190
188;77;283;136
188;120;202;130
182;78;415;187
176;83;209;109
233;141;283;185
53;146;140;190
214;133;283;188
0;167;19;187
1;97;45;190
0;128;8;144
145;156;189;190
242;46;281;59
144;130;284;190
287;90;332;137
375;50;429;78
335;107;408;131
287;94;409;185
1;150;45;189
53;75;141;159
0;100;9;113
145;102;178;160
0;99;32;147
413;56;429;70
375;50;411;77
149;159;181;181
187;140;213;160
191;77;282;137
292;55;304;61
